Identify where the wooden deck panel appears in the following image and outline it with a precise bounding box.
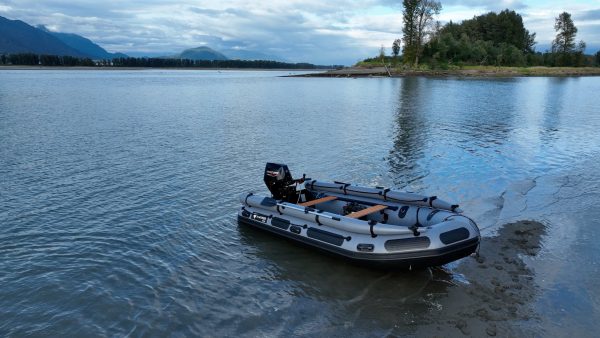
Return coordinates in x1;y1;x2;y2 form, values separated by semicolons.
298;195;338;207
347;204;387;219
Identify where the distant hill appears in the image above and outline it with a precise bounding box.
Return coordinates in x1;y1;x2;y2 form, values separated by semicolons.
37;25;127;59
168;46;228;61
164;46;285;62
222;49;284;62
0;16;87;57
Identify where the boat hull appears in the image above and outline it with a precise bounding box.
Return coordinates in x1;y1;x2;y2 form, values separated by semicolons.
237;202;480;269
238;215;479;269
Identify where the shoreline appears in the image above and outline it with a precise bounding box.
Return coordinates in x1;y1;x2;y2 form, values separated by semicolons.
416;220;546;336
4;65;598;77
292;66;600;78
0;65;322;72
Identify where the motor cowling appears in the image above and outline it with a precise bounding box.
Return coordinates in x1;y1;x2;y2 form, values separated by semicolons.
264;163;298;202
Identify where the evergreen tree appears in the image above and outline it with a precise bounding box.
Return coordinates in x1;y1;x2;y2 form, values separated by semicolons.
552;12;577;54
392;39;401;60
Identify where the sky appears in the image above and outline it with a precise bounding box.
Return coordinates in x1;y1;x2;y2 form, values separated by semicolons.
0;0;598;65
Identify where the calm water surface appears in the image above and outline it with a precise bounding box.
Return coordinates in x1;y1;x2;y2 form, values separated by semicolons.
1;70;599;336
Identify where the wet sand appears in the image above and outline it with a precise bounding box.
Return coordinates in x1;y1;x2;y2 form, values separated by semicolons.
417;220;546;337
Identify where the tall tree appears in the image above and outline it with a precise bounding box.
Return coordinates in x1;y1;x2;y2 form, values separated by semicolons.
524;31;537;53
403;0;442;66
392;38;401;64
552;12;578;54
402;0;419;65
414;0;442;66
574;40;587;67
392;39;401;57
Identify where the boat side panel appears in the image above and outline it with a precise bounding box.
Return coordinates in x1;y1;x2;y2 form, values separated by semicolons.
241;203;478;255
237;214;479;269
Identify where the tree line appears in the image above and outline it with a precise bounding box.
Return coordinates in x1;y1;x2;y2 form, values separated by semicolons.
391;1;599;68
0;53;95;66
0;54;337;69
109;57;333;69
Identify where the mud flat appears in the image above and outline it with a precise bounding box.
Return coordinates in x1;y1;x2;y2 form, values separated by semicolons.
292;66;600;78
416;220;546;337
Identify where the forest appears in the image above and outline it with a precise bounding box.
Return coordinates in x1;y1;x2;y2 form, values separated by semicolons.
422;10;595;67
0;53;95;66
0;53;336;69
389;1;599;68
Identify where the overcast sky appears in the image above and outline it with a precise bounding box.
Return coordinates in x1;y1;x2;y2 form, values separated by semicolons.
1;0;598;64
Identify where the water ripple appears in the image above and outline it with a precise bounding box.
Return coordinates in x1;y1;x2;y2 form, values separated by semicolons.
1;71;599;336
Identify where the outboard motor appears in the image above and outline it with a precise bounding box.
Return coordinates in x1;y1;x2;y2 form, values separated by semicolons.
264;163;303;202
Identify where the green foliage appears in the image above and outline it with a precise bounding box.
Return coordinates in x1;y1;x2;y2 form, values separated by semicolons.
392;39;401;66
552;12;577;54
1;53;337;69
425;9;536;60
458;10;536;53
357;56;398;67
392;39;401;58
110;58;332;69
1;53;94;66
596;51;600;67
402;0;442;66
550;12;589;67
417;9;600;67
402;0;419;64
423;10;535;66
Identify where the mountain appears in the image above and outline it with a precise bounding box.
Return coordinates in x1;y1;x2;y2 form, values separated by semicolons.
164;46;284;62
222;49;285;62
37;25;127;59
0;16;87;57
223;49;286;62
170;46;228;60
0;14;281;62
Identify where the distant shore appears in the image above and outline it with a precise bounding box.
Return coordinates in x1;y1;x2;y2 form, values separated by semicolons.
292;66;600;78
4;65;599;77
0;65;322;72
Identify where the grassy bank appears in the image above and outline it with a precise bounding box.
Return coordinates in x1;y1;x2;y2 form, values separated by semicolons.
293;65;600;77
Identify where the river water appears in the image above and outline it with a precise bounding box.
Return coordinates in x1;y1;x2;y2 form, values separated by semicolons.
1;70;599;336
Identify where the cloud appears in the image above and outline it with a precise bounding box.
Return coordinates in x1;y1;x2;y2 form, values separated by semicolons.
578;8;600;21
0;0;598;64
0;0;406;64
440;0;528;11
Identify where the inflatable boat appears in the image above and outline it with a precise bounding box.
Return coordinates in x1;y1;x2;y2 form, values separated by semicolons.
238;163;480;269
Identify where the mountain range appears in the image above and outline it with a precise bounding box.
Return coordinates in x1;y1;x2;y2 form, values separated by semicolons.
0;15;284;62
0;16;125;59
37;25;127;59
0;16;88;57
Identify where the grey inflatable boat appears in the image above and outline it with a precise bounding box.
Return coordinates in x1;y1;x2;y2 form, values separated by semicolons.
238;163;480;269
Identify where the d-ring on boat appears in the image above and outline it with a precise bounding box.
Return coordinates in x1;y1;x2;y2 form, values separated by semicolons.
238;163;480;269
